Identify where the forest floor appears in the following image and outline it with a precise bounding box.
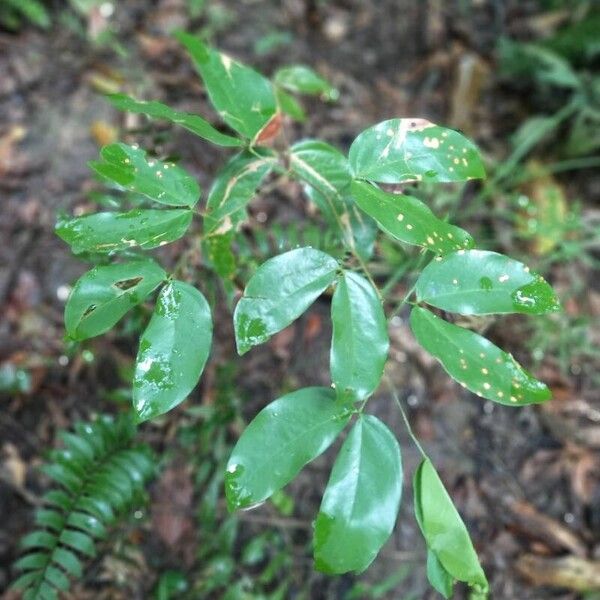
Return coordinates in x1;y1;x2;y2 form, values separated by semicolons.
1;1;600;599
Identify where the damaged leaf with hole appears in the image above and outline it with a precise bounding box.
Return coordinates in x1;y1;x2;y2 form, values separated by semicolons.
65;259;166;340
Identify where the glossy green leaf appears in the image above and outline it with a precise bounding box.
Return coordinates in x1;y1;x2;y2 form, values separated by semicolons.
65;259;166;340
274;65;338;100
290;140;351;203
276;87;306;122
177;32;278;141
427;550;454;599
59;529;95;557
290;141;375;254
89;143;200;208
56;209;192;255
204;151;275;235
233;247;339;355
349;118;486;183
351;180;474;254
410;307;551;406
415;249;561;315
314;415;402;574
414;459;488;591
133;281;212;421
331;271;388;402
107;93;242;147
225;387;351;510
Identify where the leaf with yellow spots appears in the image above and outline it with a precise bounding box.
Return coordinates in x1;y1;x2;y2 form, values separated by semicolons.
176;32;278;143
410;307;551;406
415;250;561;315
89;143;201;208
56;209;192;255
349;118;485;184
350;181;474;254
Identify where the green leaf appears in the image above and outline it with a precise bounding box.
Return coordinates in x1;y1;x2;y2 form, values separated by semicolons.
56;209;192;255
290;140;351;203
233;247;339;355
426;550;454;599
290;141;377;254
314;415;402;574
89;143;200;208
133;281;212;421
349;118;486;183
414;459;488;591
410;307;551;406
107;94;242;147
65;259;166;340
330;272;388;402
276;88;306;122
59;529;96;557
225;387;351;510
274;65;338;100
204;150;275;235
176;32;278;142
351;180;474;254
51;547;82;578
415;249;561;315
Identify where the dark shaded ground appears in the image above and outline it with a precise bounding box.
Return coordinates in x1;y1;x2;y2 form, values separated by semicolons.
1;1;600;599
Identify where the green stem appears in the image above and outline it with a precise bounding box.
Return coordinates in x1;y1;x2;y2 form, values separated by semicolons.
385;376;427;459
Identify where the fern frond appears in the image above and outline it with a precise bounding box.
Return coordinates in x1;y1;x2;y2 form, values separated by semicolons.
12;414;155;600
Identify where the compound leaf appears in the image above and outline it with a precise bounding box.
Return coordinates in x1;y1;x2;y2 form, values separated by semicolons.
133;281;212;421
65;259;166;340
177;32;278;142
410;307;551;406
351;180;474;254
414;459;488;592
330;271;388;402
107;93;242;147
204;150;276;235
225;387;351;510
233;247;339;355
314;415;402;574
415;249;561;315
274;65;338;100
349;118;485;183
56;209;192;255
89;143;200;208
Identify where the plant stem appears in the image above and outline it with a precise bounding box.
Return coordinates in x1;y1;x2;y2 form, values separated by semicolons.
385;376;427;459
